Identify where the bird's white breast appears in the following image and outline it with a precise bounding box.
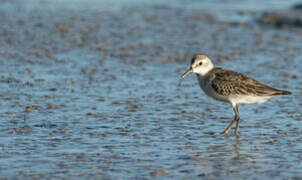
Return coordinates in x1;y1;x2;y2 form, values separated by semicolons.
197;75;229;103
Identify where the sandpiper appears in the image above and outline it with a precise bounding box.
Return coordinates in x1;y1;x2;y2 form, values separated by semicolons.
181;54;291;136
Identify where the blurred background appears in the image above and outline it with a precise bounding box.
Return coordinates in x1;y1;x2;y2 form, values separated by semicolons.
0;0;302;179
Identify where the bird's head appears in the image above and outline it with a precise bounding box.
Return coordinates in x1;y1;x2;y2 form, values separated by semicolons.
181;54;214;78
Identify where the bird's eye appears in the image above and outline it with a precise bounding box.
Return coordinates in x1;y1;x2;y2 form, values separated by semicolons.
199;62;203;66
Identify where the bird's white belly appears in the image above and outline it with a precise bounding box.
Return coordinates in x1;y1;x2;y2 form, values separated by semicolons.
228;95;271;104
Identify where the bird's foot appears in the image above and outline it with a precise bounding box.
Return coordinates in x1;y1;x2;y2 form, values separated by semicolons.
223;130;230;135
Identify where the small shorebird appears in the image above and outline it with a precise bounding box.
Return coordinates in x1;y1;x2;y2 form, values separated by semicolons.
181;54;291;136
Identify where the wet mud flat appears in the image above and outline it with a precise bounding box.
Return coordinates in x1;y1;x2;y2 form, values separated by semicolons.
0;0;302;179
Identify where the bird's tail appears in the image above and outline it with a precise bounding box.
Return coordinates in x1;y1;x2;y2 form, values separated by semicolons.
272;90;292;96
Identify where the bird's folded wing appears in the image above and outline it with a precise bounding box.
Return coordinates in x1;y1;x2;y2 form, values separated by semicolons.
210;68;283;96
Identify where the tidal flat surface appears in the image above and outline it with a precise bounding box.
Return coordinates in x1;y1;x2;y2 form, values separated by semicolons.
0;0;302;179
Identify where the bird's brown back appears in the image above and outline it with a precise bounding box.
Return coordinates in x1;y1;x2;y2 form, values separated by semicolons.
205;68;291;97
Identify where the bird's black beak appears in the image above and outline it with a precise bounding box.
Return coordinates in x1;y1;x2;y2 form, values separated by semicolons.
181;68;193;79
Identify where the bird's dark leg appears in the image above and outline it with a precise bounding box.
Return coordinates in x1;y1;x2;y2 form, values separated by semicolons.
223;104;239;135
234;105;240;136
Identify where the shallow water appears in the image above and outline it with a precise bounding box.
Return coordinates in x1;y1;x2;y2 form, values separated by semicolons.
0;0;302;179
